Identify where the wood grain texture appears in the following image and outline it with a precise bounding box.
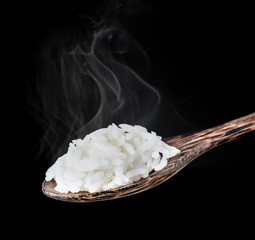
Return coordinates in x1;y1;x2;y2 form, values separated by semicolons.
42;112;255;202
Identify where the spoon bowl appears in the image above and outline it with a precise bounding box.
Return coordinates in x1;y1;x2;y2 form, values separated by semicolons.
42;113;255;202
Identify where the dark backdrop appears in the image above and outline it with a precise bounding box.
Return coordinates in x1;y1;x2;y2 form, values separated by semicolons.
18;0;254;236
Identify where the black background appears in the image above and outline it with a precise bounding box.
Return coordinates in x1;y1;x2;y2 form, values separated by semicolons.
16;0;255;236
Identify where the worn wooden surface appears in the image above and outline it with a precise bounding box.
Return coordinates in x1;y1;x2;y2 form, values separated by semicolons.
42;112;255;202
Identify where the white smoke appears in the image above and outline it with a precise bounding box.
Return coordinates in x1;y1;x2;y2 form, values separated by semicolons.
29;7;160;162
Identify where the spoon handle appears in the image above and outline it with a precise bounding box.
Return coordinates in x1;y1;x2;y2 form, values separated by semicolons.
194;112;255;149
165;112;255;154
164;113;255;175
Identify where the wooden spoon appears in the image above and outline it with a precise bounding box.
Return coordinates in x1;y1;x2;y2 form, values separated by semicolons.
42;113;255;202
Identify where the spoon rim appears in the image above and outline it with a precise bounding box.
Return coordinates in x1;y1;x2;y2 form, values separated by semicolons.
42;136;187;202
42;165;172;202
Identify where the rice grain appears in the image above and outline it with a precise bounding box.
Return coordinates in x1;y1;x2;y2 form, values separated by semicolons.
45;123;180;193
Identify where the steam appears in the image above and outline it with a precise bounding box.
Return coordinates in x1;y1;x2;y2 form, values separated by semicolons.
30;9;160;162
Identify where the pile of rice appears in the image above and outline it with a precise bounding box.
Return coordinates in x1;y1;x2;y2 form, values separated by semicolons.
45;124;180;193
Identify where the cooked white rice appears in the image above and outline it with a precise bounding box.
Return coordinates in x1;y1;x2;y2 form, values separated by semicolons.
45;124;180;193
